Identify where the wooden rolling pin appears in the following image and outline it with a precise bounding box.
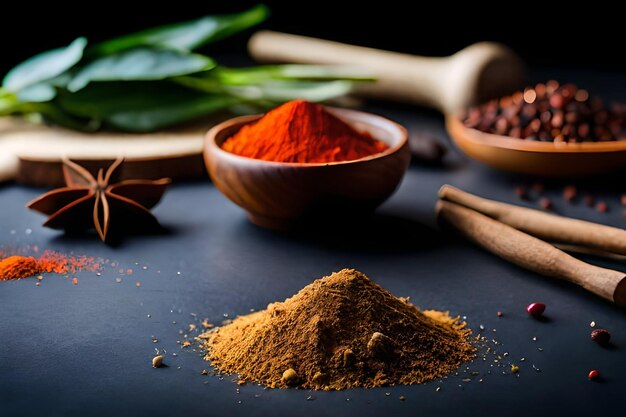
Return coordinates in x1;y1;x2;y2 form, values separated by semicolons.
439;185;626;256
436;199;626;306
248;31;526;113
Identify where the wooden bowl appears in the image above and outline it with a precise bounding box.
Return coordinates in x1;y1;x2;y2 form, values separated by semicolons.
204;107;410;229
446;114;626;177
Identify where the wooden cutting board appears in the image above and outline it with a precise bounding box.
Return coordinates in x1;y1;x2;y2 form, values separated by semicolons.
0;118;212;187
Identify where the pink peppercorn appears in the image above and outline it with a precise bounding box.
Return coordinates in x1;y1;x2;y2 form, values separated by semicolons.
591;329;611;345
539;197;553;210
588;370;600;380
497;311;503;317
526;302;546;317
595;201;608;213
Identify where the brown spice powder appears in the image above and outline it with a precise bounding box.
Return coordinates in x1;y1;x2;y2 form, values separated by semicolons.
201;269;475;390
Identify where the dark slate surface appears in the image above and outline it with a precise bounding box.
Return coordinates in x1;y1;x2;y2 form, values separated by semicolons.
1;70;626;417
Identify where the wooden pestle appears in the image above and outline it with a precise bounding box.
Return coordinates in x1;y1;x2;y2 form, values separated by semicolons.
248;31;526;113
439;185;626;256
435;199;626;305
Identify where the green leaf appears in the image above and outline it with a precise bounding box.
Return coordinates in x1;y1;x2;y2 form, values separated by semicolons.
57;82;239;131
2;37;87;92
106;94;239;131
90;4;269;55
224;80;354;102
15;83;57;102
67;48;216;92
215;65;375;85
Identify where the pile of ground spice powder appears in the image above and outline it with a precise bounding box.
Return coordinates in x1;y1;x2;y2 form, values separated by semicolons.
0;250;99;280
201;269;475;390
221;100;389;163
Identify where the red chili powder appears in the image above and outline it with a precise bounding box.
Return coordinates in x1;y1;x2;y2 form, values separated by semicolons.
221;100;389;163
0;250;100;281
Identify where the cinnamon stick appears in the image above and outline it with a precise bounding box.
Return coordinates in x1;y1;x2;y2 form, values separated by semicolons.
439;185;626;256
435;199;626;306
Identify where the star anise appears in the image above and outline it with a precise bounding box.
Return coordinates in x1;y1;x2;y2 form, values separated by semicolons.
27;158;171;242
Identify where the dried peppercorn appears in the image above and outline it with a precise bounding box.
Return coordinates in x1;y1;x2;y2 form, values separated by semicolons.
595;201;608;213
588;369;600;380
563;185;577;202
526;302;546;317
462;81;626;143
539;197;553;210
591;329;611;345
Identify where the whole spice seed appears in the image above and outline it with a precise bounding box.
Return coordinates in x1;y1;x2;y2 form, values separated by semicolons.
563;185;577;202
588;369;600;380
526;302;546;317
595;201;608;213
591;329;611;345
621;194;626;206
539;197;553;210
462;81;626;142
584;195;595;207
152;355;164;368
201;269;475;390
515;186;528;200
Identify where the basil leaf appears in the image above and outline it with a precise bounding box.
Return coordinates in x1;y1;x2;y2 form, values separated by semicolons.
57;82;239;131
67;48;216;92
106;95;239;131
215;65;375;85
15;83;57;102
90;4;269;55
2;37;87;92
224;80;354;102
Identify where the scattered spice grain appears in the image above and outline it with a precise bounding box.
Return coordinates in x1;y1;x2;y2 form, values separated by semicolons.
591;329;611;345
539;197;553;210
152;355;164;368
595;201;608;213
201;269;475;390
526;302;546;317
563;185;577;202
588;369;600;380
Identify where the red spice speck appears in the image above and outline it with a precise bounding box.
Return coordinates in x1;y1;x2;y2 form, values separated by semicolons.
621;194;626;206
584;195;595;207
539;197;553;210
563;185;577;202
515;186;528;200
588;369;600;380
497;311;503;317
72;277;78;285
595;201;608;213
526;302;546;317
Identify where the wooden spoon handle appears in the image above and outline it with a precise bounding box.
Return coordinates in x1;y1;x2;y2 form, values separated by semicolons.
436;199;626;305
439;185;626;256
248;31;524;112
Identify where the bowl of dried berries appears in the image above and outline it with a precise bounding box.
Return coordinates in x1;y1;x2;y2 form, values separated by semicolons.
449;81;626;177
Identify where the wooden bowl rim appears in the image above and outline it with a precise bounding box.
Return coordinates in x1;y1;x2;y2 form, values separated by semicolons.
205;106;409;167
446;114;626;154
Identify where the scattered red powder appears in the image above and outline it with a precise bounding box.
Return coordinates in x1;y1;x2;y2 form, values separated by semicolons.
0;250;100;281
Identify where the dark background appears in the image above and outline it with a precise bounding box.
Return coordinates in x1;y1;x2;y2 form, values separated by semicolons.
2;1;625;77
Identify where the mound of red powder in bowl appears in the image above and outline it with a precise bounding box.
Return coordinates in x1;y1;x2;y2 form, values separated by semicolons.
221;100;389;163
